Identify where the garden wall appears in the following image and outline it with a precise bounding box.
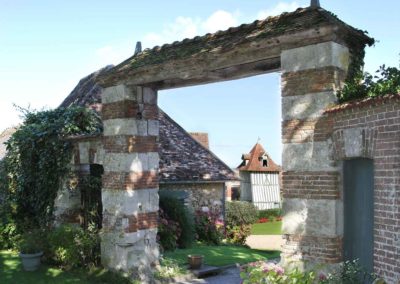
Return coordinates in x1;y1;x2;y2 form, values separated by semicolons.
327;95;400;283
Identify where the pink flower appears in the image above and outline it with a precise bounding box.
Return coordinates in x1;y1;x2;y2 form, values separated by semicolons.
319;273;327;280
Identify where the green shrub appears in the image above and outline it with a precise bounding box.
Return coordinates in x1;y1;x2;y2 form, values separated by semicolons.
258;208;282;220
194;209;224;245
158;207;181;251
225;201;258;227
46;224;99;269
159;195;195;249
225;224;252;245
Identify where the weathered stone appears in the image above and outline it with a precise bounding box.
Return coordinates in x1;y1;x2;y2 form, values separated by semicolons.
282;141;336;171
103;119;139;136
282;198;341;236
282;92;337;120
101;84;136;104
102;188;159;214
281;42;350;73
103;152;159;172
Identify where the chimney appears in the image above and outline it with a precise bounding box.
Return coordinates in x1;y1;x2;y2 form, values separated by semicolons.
189;132;209;149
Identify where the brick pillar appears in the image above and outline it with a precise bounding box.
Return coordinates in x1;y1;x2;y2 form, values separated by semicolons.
280;42;349;270
100;85;159;279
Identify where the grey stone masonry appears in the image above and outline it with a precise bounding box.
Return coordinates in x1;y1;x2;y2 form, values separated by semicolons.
280;41;350;268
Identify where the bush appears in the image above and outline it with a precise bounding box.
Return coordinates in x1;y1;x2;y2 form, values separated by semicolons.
46;224;99;269
225;201;258;227
258;208;282;220
158;208;181;251
194;209;224;245
158;195;195;249
225;224;252;245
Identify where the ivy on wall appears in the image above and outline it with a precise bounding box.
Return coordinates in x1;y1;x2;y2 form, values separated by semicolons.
337;65;400;103
4;106;102;230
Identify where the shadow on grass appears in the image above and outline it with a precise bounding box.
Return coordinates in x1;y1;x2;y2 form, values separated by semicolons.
0;251;135;284
164;243;280;267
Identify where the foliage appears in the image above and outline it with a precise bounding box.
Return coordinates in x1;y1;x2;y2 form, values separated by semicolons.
158;195;195;249
18;228;46;254
153;257;187;280
46;224;100;269
258;208;282;220
164;243;280;267
5;106;101;230
0;250;138;284
241;259;377;284
337;65;400;102
158;207;181;251
320;259;377;284
225;224;252;245
194;208;224;245
80;175;103;230
225;201;258;227
241;261;316;284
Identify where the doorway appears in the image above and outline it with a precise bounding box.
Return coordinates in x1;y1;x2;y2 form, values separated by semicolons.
343;158;374;275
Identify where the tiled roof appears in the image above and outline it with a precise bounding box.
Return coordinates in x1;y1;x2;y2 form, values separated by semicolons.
60;67;237;183
99;6;373;85
238;143;281;172
324;94;400;113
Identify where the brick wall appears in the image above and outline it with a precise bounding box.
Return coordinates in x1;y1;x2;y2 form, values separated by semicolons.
328;95;400;283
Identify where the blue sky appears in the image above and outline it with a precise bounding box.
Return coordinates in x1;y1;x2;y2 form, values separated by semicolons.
0;0;399;167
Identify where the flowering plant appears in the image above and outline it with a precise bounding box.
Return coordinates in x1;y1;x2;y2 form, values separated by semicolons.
240;261;316;284
257;218;269;223
194;208;224;245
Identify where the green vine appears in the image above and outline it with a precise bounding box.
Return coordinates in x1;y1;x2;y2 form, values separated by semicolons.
337;64;400;103
4;106;101;231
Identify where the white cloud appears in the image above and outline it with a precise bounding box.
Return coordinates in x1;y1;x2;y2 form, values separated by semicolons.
202;10;238;33
143;16;200;48
95;45;132;66
257;1;300;20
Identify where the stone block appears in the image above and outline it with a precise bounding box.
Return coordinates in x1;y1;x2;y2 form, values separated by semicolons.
143;87;157;105
281;42;350;73
282;92;337;120
148;120;159;136
78;142;90;164
343;127;364;158
101;84;136;104
282;141;336;171
282;198;339;236
103;119;138;136
102;188;159;214
103;152;159;172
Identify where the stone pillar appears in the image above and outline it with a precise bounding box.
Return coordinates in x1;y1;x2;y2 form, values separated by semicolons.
100;85;159;279
280;42;349;270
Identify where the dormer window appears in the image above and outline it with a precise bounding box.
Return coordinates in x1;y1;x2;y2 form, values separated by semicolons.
261;153;268;167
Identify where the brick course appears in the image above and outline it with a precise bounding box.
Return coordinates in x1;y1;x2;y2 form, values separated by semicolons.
282;171;339;199
282;116;333;143
103;135;158;153
282;235;342;263
102;100;158;120
103;171;159;190
282;66;346;97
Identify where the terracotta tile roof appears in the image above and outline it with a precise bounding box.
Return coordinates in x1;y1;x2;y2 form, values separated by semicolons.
98;7;373;85
238;143;281;172
324;94;400;113
59;67;237;183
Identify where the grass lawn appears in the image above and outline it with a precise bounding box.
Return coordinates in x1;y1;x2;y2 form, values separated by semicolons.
251;221;282;235
164;243;280;267
0;250;135;284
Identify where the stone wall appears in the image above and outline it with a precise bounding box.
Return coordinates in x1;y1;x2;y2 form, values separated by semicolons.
100;85;159;281
160;182;224;213
328;96;400;283
280;42;349;269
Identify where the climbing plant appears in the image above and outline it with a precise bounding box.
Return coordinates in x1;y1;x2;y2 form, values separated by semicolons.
337;65;400;103
5;106;101;230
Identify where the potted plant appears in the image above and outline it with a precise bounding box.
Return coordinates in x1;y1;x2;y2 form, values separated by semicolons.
18;229;45;271
187;254;204;269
